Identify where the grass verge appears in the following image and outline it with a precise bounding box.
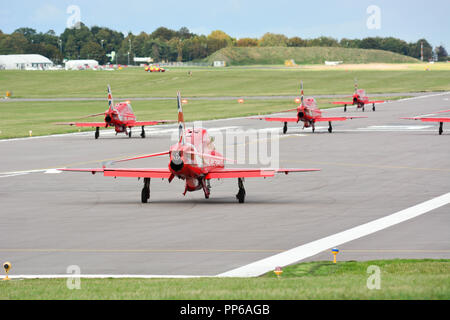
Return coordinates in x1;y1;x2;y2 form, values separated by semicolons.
0;259;448;299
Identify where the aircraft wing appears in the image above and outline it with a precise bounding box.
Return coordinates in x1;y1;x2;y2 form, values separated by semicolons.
331;101;353;105
60;167;172;178
56;122;107;127
250;117;298;123
314;116;367;122
205;168;319;179
416;117;450;123
131;120;176;126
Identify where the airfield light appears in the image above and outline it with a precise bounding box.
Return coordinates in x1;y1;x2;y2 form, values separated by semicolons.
332;248;339;263
274;266;283;278
3;262;11;281
238;98;244;104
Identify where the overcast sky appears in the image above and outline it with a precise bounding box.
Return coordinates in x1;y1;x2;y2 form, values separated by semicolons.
1;0;448;49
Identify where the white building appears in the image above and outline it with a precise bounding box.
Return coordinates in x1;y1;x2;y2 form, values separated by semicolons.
65;59;99;70
0;54;53;70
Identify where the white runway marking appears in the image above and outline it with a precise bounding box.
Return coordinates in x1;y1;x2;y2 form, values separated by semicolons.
9;274;206;279
217;192;450;277
355;125;434;132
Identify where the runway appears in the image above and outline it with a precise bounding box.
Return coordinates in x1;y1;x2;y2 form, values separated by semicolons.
1;92;449;277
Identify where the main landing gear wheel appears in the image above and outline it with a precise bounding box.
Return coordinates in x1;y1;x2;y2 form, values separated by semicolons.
283;122;288;134
95;127;100;139
202;179;211;199
312;123;315;133
141;126;146;138
372;103;376;111
344;104;347;112
128;129;132;138
141;178;151;203
362;103;365;112
236;177;246;203
328;122;333;133
439;122;443;135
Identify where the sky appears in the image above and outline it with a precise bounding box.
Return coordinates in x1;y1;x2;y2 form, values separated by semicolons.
0;0;449;49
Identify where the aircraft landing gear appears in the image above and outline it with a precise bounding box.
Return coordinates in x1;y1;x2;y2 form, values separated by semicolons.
202;178;211;199
283;122;288;134
439;122;443;135
128;129;132;138
328;121;333;133
344;104;347;112
236;177;246;203
141;178;151;203
361;103;365;112
372;103;376;111
312;122;315;133
141;126;146;138
95;127;99;139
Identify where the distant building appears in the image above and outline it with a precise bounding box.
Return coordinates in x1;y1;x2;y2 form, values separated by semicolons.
134;57;153;64
65;60;99;70
213;60;226;67
0;54;53;70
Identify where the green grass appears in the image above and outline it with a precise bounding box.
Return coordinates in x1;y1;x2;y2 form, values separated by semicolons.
0;96;407;139
205;47;420;65
0;67;449;99
1;259;448;299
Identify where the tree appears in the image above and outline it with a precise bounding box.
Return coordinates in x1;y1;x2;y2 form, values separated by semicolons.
80;41;105;63
287;37;306;47
408;39;432;60
236;38;258;47
151;27;177;41
258;33;288;47
207;30;233;54
435;45;448;61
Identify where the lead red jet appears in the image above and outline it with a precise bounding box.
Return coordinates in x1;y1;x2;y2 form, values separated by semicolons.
60;85;175;139
331;80;385;112
252;81;366;134
59;92;319;203
401;109;450;135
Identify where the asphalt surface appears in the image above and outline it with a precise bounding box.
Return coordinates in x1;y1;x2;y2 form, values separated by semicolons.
0;92;449;276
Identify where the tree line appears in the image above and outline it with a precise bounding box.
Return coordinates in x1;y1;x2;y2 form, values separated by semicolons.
0;25;448;64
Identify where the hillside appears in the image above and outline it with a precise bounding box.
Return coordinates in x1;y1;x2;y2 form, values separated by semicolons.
204;46;420;65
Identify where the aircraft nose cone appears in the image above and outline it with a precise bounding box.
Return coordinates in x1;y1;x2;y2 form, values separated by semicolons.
170;152;184;171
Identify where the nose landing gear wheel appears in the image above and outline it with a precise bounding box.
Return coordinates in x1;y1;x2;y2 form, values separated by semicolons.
95;127;100;139
328;122;333;133
283;122;288;134
344;104;347;112
141;126;146;138
372;103;375;111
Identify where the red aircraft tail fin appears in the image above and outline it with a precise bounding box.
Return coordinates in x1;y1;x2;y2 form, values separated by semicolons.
300;80;304;105
177;91;185;144
354;78;358;93
107;84;114;112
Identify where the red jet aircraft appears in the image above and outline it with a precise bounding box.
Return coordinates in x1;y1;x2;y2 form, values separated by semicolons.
331;80;385;112
60;92;319;203
60;85;175;139
252;82;366;134
401;109;450;135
